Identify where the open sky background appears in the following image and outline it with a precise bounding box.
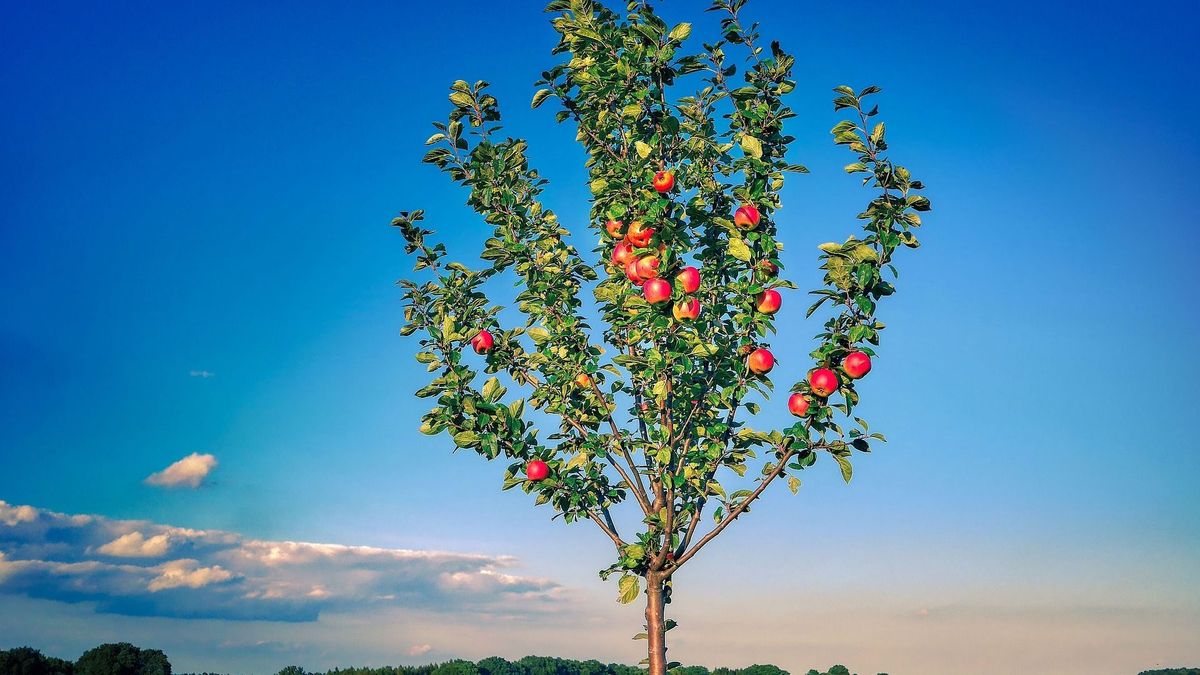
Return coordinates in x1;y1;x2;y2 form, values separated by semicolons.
2;1;1198;674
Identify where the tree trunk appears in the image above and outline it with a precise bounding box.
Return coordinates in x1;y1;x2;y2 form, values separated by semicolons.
645;572;667;675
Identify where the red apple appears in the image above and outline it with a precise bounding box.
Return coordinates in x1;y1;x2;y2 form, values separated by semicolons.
808;368;839;397
652;170;675;193
672;298;701;321
643;278;672;305
575;373;592;388
676;266;700;294
605;219;625;238
635;255;661;280
734;204;761;229
525;460;549;481
755;289;782;315
627;220;655;248
470;330;494;354
787;393;810;417
747;348;774;374
842;351;872;379
612;241;636;267
625;258;644;285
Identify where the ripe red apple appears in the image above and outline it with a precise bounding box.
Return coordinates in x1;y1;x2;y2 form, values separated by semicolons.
676;266;700;294
627;221;655;248
470;330;494;354
574;373;592;388
672;297;700;321
787;393;810;417
734;204;761;229
525;460;549;481
625;258;644;285
612;241;636;267
635;255;661;280
808;368;839;397
747;348;774;374
652;170;675;193
755;289;782;315
842;351;872;379
605;219;625;238
759;260;779;278
643;278;672;305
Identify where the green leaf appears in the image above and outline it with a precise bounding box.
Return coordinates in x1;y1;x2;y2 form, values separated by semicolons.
727;238;752;262
740;134;763;159
635;140;653;158
448;91;473;108
531;89;553;109
528;327;552;344
617;574;640;604
834;454;853;483
452;431;480;448
482;377;505;403
575;28;604;43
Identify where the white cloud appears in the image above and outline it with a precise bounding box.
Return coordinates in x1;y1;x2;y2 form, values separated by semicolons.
407;643;432;656
0;499;561;622
189;370;215;378
0;503;38;526
98;531;172;558
148;559;235;591
145;452;218;489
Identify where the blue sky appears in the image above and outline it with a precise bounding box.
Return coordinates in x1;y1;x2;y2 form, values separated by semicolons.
1;1;1198;674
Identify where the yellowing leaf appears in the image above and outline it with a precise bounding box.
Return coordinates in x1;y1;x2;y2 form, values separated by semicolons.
668;22;692;42
531;89;553;109
528;327;552;344
788;476;802;494
740;135;763;159
618;574;640;604
565;452;588;470
449;91;473;108
635;141;652;158
727;238;752;262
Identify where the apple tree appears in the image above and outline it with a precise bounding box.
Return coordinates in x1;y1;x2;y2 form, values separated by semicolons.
393;1;930;671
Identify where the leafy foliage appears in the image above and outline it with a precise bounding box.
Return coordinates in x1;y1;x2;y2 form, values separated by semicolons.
74;644;169;675
394;0;931;669
0;647;74;675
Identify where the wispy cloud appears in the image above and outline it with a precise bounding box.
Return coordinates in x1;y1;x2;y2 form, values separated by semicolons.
189;370;215;378
407;644;432;656
145;453;218;489
0;500;561;622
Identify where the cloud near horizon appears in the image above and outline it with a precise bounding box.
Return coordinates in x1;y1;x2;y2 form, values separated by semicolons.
0;500;562;622
144;453;218;489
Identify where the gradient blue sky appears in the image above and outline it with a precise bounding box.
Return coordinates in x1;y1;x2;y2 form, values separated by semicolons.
2;1;1198;674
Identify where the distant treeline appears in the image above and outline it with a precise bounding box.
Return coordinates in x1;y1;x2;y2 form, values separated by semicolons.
0;643;169;675
9;644;1193;675
0;648;876;675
